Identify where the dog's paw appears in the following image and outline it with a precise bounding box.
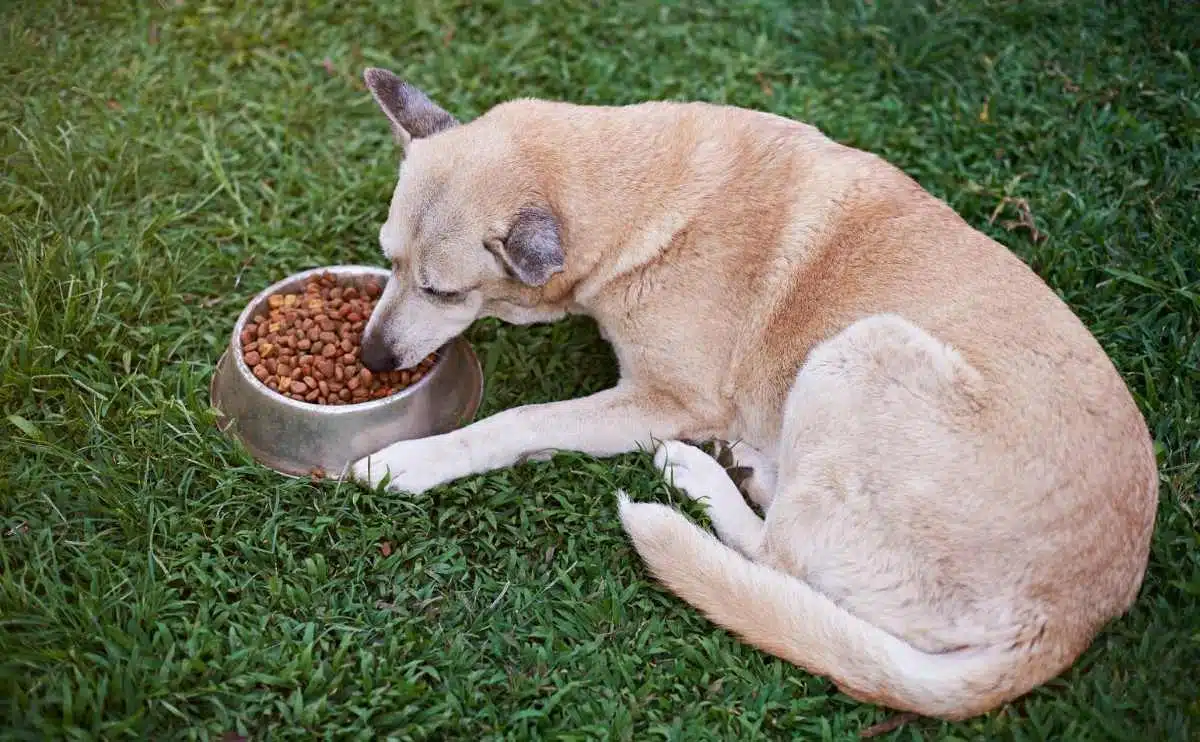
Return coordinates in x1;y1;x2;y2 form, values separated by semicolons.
346;438;459;495
653;440;735;505
346;453;388;490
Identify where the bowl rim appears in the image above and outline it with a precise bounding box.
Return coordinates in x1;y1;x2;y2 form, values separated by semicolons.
230;264;448;415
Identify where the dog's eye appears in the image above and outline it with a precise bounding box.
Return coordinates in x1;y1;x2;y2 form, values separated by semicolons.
421;286;463;302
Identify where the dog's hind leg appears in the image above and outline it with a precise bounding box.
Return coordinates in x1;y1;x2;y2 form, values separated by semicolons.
619;314;1052;720
654;440;765;558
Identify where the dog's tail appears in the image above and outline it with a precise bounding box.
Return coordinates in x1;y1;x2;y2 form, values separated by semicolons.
616;492;1039;721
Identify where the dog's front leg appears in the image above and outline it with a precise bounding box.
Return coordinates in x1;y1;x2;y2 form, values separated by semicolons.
347;385;688;494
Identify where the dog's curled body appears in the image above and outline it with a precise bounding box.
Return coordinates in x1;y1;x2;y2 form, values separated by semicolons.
352;70;1158;720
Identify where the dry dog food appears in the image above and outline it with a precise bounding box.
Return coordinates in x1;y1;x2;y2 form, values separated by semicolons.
238;271;437;405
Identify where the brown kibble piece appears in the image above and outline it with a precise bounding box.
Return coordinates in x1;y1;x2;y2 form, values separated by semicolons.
291;381;307;394
244;351;261;366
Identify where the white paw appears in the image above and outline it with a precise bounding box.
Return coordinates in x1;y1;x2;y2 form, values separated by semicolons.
724;443;778;509
652;440;731;504
347;437;462;494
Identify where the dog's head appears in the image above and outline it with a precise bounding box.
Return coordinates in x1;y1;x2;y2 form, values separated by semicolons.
358;68;567;372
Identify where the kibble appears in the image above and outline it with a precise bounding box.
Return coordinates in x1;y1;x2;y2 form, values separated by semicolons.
240;271;438;405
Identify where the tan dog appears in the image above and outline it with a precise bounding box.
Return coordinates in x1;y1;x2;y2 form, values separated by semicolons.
349;67;1158;721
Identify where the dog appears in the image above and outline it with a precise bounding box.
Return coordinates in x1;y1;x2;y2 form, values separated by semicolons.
347;67;1158;721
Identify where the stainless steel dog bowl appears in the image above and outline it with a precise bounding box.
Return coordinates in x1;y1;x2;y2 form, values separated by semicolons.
209;265;484;477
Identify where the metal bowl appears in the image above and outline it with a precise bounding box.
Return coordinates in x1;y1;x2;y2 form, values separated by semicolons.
209;264;484;478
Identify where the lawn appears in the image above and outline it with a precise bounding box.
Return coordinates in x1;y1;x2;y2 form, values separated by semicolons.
1;0;1197;739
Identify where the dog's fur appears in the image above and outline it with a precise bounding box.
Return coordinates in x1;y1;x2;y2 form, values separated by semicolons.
349;67;1158;721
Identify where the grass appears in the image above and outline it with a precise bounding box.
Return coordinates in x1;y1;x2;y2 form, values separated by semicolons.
1;0;1197;739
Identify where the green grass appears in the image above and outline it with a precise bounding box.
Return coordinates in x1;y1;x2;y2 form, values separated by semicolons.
1;0;1197;739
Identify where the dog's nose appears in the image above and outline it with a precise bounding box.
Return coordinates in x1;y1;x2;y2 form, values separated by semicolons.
360;336;397;372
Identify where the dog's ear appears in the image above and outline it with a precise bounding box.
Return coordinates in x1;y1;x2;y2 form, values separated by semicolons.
362;67;458;149
492;207;565;287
